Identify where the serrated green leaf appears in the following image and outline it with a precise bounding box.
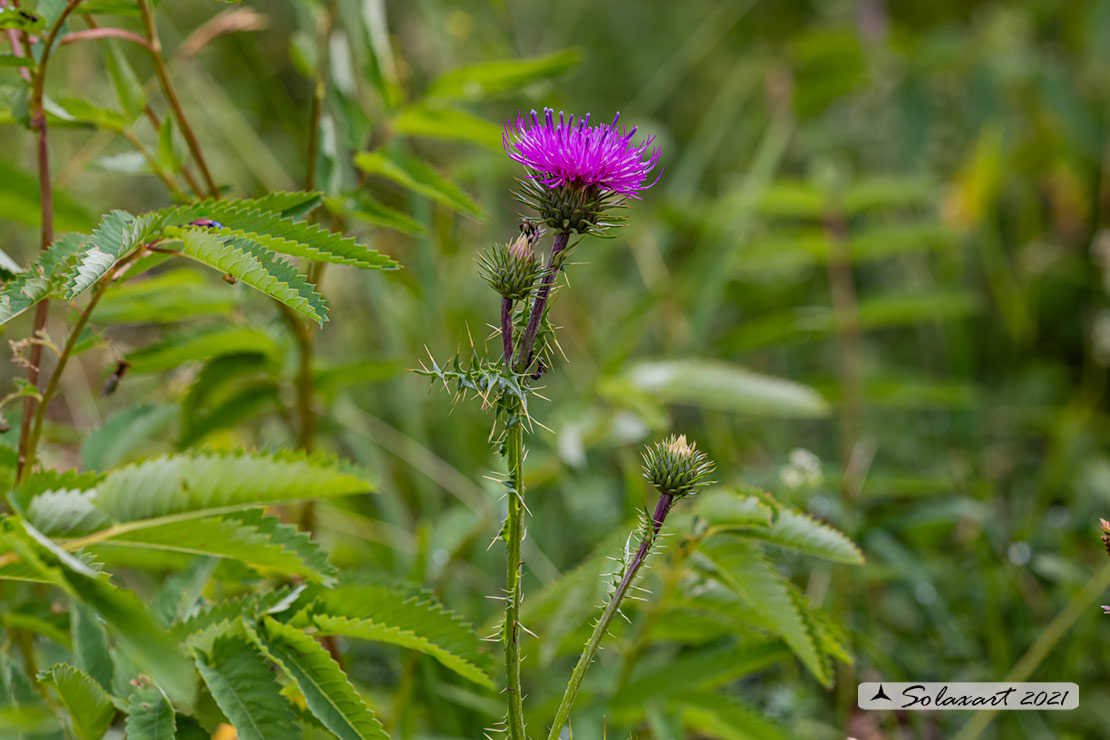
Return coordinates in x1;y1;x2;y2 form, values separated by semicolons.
91;449;375;525
175;586;303;641
696;536;830;686
81;403;177;471
63;210;162;300
179;229;327;324
694;489;774;528
355;150;482;219
39;663;115;740
125;681;175;740
127;324;280;373
194;635;300;740
426;49;580;100
302;579;494;688
256;617;388;740
733;497;864;565
0;233;86;326
98;509;337;584
162;198;395;269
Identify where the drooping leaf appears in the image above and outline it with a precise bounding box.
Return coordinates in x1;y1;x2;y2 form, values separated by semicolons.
355;150;482;219
125;680;176;740
695;536;830;686
256;617;388;740
179;229;328;324
193;635;300;740
299;579;494;688
38;663;115;740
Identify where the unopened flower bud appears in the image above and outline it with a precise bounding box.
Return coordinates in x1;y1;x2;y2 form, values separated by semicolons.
479;225;543;301
641;434;715;498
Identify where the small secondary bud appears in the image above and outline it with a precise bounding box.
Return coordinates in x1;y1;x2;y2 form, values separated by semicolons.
479;224;543;301
641;434;716;498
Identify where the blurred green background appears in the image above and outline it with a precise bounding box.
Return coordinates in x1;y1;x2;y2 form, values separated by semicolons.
4;0;1110;738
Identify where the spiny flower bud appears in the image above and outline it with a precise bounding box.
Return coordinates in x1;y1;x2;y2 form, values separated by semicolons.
641;434;715;498
1100;518;1110;557
478;224;543;301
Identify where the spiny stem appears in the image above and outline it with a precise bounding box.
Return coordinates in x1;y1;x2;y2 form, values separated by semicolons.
138;0;219;198
546;493;673;740
501;297;514;374
20;251;140;483
16;0;85;482
503;416;527;739
515;231;569;373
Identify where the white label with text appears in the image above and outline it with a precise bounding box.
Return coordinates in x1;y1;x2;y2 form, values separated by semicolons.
857;682;1078;711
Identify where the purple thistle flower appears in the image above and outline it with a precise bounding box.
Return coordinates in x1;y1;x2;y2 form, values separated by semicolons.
504;109;662;199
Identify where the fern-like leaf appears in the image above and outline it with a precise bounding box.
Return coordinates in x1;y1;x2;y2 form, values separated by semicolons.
62;210;162;300
193;635;300;740
301;579;494;688
92;449;375;524
164;198;396;269
38;663;115;740
695;535;830;687
180;229;327;324
0;233;86;325
100;509;337;584
256;617;388;740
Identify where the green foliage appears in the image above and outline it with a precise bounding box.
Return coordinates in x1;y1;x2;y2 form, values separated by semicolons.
255;617;388;740
696;536;832;687
125;681;176;740
194;634;300;740
38;663;115;740
298;579;495;688
425;49;581;100
354;150;483;219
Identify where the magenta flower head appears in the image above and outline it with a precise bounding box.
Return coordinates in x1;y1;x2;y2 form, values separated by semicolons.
504;109;661;235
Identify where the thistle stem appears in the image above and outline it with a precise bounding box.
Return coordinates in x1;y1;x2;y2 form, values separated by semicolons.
503;416;527;739
501;297;514;374
546;492;673;740
515;231;569;373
